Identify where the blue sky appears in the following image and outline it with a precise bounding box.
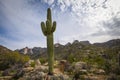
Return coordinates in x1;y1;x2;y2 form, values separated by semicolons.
0;0;120;50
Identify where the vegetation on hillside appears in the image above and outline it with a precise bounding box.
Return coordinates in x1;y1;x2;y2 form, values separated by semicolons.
0;47;30;70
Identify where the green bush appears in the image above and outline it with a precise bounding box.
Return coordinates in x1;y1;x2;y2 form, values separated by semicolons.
30;62;35;67
19;54;30;64
10;70;17;75
39;57;47;64
0;51;30;70
0;71;2;77
73;72;86;80
117;75;120;80
67;54;78;63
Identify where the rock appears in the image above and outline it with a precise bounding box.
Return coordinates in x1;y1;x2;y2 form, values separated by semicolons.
46;74;69;80
90;68;105;75
0;76;12;80
20;71;46;80
24;62;30;67
73;70;87;80
44;62;48;66
107;74;117;80
23;67;34;72
2;70;9;76
79;69;87;74
35;65;48;73
35;59;41;66
35;59;41;68
19;68;70;80
24;60;34;67
59;60;67;73
74;62;87;71
96;69;105;75
13;69;25;79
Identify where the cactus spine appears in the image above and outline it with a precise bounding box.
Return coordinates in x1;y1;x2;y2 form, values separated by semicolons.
41;8;56;75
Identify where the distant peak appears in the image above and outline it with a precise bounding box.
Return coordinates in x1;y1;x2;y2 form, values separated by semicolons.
80;41;91;45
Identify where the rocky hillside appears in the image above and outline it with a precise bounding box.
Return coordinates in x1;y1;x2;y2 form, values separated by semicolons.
0;45;12;54
0;39;120;80
16;39;120;60
93;39;120;48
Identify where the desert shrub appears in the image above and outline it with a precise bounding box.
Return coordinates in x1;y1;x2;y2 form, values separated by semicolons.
94;56;106;68
0;71;2;77
67;54;78;63
13;69;25;79
107;74;117;80
73;71;86;80
0;61;10;70
117;75;120;80
30;62;35;67
39;57;47;64
111;64;120;75
0;52;30;70
102;60;111;74
19;54;30;64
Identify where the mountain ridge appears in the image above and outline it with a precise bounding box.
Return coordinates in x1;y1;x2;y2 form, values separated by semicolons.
15;38;120;52
12;38;120;59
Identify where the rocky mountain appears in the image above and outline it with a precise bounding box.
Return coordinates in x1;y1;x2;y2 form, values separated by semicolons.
16;40;91;54
80;40;91;45
15;40;91;59
93;39;120;48
0;45;12;54
16;47;46;54
16;39;120;60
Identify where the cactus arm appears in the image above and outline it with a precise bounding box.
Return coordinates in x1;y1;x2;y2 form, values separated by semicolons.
51;21;56;33
41;22;47;36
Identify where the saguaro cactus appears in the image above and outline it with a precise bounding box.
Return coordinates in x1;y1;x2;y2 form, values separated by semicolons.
40;8;56;75
119;52;120;66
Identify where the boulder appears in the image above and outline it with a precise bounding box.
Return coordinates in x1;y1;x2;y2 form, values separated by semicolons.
2;70;9;76
19;69;70;80
74;62;87;71
13;69;25;79
73;70;87;80
24;62;30;67
19;71;46;80
90;68;105;75
35;65;48;73
59;60;67;73
23;67;34;72
46;74;69;80
24;60;34;67
35;59;41;66
96;69;105;75
35;59;41;68
44;62;48;66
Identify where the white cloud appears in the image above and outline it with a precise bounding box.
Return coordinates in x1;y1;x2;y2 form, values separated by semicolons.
52;0;120;43
0;0;120;50
0;0;46;49
42;0;54;5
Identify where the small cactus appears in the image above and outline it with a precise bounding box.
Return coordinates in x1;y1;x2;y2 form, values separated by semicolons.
40;8;56;75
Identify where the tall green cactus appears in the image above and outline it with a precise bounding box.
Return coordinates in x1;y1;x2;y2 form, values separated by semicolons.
40;8;56;75
119;52;120;66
